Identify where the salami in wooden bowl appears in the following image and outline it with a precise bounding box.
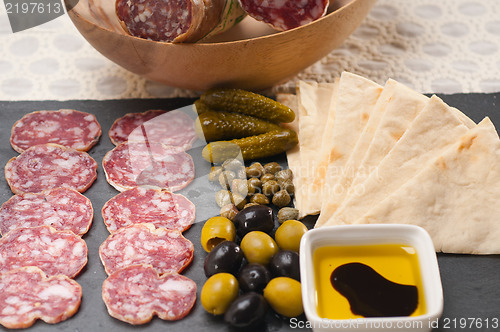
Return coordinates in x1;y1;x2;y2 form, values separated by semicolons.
65;0;376;91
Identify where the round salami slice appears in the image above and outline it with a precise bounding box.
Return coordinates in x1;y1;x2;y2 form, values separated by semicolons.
102;264;196;324
102;142;194;192
238;0;329;31
5;143;98;194
102;186;195;233
0;188;93;236
0;226;88;278
99;223;194;276
109;110;197;150
10;109;102;153
0;266;82;329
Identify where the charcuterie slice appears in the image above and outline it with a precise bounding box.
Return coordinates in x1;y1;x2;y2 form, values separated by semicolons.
0;188;93;236
116;0;245;43
10;109;101;153
5;143;98;194
109;110;197;150
238;0;329;31
102;186;195;233
102;265;196;324
0;226;88;278
99;223;194;275
0;266;82;329
102;142;194;192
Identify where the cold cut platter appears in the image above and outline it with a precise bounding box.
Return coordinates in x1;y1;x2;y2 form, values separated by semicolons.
0;93;499;332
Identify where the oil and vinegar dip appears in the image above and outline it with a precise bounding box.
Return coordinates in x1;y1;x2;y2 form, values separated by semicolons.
313;244;426;319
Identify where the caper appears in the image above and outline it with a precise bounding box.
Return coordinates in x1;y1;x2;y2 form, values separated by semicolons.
260;173;275;183
264;162;281;174
222;158;243;172
275;169;293;183
231;179;248;197
262;180;280;197
219;170;236;189
220;204;239;221
215;190;232;207
243;202;259;210
272;190;291;208
232;193;247;210
250;193;269;205
208;166;223;182
247;178;262;195
246;162;265;178
277;207;299;224
235;166;247;180
279;179;295;195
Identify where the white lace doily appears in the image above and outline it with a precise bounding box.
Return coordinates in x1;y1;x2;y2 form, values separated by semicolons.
1;0;500;101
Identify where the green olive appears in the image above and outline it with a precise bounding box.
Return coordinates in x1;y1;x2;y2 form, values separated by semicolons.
201;273;239;315
201;216;236;252
240;231;278;265
263;277;303;317
274;219;307;252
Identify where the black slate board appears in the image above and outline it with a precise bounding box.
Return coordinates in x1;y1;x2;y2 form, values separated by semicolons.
0;93;499;332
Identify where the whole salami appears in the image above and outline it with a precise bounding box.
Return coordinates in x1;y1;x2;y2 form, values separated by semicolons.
10;109;101;153
0;188;93;236
102;142;195;192
102;264;196;324
101;186;195;233
99;223;194;275
0;266;82;329
109;109;197;150
116;0;246;43
5;143;98;194
238;0;329;31
0;226;88;278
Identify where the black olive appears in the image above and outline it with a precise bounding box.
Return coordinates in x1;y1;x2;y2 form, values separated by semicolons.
203;241;244;277
233;205;274;237
269;250;300;281
224;292;268;328
238;263;271;293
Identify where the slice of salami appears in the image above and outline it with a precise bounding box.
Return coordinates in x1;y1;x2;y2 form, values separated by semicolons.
99;223;194;275
102;142;194;192
102;264;196;324
5;143;98;194
0;188;93;236
109;110;197;150
116;0;245;43
102;186;195;233
0;226;88;278
0;266;82;329
239;0;329;31
10;109;102;153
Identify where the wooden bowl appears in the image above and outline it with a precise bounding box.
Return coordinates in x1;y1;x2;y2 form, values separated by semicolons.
65;0;377;91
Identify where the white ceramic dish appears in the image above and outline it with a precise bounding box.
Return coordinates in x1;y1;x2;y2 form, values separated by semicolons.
299;224;443;332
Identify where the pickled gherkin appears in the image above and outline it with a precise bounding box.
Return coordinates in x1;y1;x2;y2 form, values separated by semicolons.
200;88;295;123
202;129;298;163
195;110;283;142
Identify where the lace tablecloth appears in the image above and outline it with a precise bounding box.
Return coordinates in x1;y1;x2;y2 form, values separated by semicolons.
1;0;500;101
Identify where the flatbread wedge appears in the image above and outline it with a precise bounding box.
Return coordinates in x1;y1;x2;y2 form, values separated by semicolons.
355;118;500;254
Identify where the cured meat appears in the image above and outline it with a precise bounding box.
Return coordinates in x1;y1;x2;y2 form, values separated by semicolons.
115;0;246;43
101;186;195;233
10;109;101;153
0;266;82;329
102;142;195;192
0;226;88;278
102;264;196;324
109;109;197;150
0;188;93;236
5;143;98;194
99;223;194;275
239;0;329;31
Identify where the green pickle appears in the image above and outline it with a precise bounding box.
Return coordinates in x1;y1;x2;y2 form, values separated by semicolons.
202;129;298;163
200;88;295;123
195;110;283;142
